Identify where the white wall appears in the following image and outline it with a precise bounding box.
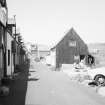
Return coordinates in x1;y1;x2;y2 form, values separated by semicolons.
6;32;14;76
46;50;56;66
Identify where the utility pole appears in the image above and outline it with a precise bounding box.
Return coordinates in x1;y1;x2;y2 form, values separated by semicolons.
14;15;16;39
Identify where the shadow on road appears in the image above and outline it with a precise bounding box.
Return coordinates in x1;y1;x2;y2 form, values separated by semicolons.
0;61;32;105
28;78;39;81
29;70;36;72
28;73;32;76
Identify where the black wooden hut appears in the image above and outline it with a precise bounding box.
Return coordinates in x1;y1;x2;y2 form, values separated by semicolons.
55;28;89;68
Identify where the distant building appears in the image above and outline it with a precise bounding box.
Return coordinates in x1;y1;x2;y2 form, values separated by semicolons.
38;45;50;58
30;44;38;58
30;44;50;59
88;43;105;67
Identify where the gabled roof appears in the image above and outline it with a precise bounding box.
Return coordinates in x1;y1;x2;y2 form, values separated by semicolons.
51;27;87;50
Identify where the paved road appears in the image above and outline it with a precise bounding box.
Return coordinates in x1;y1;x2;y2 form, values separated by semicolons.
25;61;105;105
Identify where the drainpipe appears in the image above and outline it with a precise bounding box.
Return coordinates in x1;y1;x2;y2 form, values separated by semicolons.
14;15;16;71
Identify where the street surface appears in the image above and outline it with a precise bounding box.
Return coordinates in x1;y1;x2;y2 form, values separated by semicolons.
25;61;105;105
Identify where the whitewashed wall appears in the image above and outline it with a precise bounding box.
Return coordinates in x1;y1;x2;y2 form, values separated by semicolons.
50;51;56;66
6;32;14;76
46;50;56;66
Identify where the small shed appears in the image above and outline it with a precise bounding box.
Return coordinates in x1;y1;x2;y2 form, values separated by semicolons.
46;47;56;66
55;28;89;68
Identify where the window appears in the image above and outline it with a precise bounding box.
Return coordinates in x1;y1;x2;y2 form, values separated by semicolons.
8;50;10;66
0;0;7;8
69;40;76;47
11;41;16;53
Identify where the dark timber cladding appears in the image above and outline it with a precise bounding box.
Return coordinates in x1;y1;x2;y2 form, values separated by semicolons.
56;28;89;68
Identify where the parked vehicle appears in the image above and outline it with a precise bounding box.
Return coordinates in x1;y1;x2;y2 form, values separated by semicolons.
87;67;105;86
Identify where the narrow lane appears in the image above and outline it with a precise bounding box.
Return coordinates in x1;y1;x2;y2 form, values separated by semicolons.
25;62;105;105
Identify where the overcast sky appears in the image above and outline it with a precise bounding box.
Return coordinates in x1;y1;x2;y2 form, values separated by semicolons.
7;0;105;46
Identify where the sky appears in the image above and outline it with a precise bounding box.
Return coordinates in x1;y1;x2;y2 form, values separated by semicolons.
7;0;105;47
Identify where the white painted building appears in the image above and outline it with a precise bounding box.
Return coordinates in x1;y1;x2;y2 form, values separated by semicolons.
46;48;56;67
6;31;14;76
